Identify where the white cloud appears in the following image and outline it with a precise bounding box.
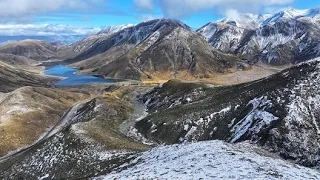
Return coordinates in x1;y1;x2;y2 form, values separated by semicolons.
140;14;161;21
225;9;241;20
133;0;154;10
155;0;294;17
0;24;101;36
0;0;100;18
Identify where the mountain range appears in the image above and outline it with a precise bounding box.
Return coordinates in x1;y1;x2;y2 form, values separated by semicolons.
0;35;86;45
0;7;320;179
198;8;320;65
0;8;318;83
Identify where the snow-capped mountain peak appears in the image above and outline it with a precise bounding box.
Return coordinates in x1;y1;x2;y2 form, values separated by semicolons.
218;13;266;29
283;7;320;18
261;7;320;26
97;24;134;35
214;8;320;28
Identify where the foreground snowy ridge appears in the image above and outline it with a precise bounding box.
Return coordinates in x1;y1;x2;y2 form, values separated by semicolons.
95;140;320;180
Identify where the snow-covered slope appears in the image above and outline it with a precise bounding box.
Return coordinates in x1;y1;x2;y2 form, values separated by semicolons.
97;140;320;179
198;7;320;65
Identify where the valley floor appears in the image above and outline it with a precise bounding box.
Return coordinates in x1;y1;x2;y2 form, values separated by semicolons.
210;64;290;85
140;64;289;86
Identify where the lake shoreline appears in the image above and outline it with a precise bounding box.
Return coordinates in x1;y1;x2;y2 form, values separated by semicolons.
45;65;116;86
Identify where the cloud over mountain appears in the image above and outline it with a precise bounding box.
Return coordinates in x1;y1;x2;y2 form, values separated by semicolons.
0;24;101;36
133;0;154;10
0;0;104;22
134;0;294;17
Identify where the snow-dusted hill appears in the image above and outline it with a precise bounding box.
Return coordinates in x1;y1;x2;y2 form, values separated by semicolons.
198;8;320;65
96;140;320;180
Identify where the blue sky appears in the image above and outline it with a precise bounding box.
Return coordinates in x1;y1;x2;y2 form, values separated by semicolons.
0;0;319;36
32;0;217;29
31;0;320;28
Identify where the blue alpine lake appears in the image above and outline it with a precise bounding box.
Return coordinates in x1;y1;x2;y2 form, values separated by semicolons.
45;65;114;86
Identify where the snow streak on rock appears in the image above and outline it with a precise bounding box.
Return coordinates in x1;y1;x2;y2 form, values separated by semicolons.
230;96;279;143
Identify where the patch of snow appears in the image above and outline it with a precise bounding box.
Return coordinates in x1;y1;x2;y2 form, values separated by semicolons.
228;118;236;128
97;150;130;161
150;124;158;133
144;98;152;106
210;105;232;118
184;124;189;131
261;11;285;26
181;105;233;141
205;84;217;88
120;99;154;145
230;96;279;143
186;97;192;103
168;97;183;108
184;126;197;140
93;104;103;112
38;174;49;180
139;30;160;51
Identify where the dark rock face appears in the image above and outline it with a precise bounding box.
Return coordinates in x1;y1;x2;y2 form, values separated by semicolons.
136;59;320;168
